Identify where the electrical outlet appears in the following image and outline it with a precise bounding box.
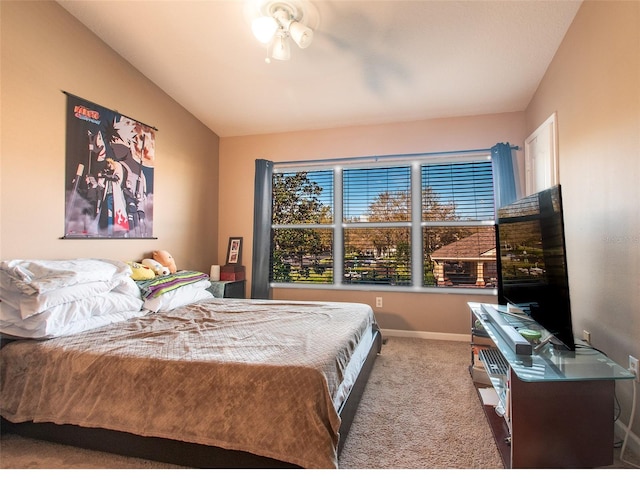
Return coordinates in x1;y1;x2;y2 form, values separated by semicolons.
629;356;639;382
582;330;591;345
375;297;383;308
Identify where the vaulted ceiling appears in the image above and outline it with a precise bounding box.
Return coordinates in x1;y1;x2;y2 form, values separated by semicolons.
58;0;582;137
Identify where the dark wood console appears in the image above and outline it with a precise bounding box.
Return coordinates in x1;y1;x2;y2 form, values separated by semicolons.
469;302;635;468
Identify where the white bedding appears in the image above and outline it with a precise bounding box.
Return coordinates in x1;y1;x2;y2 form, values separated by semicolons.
1;275;140;319
0;259;145;339
0;305;144;339
333;321;376;411
0;259;131;294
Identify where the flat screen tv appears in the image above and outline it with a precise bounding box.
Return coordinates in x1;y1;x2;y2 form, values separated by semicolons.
495;184;576;351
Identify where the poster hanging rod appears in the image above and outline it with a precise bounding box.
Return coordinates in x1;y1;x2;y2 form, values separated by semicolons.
60;236;158;240
62;90;158;131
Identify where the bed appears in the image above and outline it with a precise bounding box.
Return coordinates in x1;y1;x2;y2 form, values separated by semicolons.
0;259;382;468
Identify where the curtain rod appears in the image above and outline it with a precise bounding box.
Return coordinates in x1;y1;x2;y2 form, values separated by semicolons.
274;144;519;169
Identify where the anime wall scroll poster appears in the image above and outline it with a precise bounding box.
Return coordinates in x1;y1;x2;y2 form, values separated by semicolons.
64;93;156;238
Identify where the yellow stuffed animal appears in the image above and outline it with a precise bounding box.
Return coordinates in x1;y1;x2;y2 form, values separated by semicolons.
127;261;155;281
152;250;177;274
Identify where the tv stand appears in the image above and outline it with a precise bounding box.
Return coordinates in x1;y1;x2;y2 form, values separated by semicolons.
469;302;635;468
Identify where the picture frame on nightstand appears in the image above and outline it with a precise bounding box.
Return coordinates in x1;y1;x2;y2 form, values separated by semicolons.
226;237;242;265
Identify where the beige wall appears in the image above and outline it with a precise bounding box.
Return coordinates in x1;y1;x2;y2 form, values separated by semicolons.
219;113;526;336
0;1;220;272
526;0;640;441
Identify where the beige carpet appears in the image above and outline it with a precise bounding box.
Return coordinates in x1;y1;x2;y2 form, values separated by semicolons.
0;337;635;469
339;337;502;468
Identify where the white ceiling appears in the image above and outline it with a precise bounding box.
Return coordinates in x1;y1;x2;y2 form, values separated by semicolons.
57;0;582;138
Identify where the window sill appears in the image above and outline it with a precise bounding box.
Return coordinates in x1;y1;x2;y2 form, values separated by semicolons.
270;282;498;296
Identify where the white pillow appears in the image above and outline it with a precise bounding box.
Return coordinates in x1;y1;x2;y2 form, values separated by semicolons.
0;259;131;295
1;275;140;319
0;291;144;339
143;281;212;312
0;308;144;339
112;275;143;299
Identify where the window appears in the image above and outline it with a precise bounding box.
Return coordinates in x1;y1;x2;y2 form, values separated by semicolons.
421;161;496;288
343;166;412;286
270;153;497;292
272;170;334;284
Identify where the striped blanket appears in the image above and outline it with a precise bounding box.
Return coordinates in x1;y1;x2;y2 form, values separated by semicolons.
136;270;210;299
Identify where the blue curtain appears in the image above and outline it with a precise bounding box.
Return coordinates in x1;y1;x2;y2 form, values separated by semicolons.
491;142;519;211
251;159;273;299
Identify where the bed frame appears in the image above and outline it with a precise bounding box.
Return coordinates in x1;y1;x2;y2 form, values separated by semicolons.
0;326;382;468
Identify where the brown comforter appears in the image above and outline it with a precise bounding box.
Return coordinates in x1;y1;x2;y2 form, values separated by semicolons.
0;298;376;468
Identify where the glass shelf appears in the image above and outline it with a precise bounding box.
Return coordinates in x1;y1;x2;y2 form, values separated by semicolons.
469;302;636;383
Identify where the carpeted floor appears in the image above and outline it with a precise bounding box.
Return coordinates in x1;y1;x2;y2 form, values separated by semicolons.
339;337;502;469
1;337;638;469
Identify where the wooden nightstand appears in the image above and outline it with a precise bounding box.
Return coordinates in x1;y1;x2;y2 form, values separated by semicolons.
207;280;245;299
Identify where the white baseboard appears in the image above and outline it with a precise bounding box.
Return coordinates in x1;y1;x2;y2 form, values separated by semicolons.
380;328;469;343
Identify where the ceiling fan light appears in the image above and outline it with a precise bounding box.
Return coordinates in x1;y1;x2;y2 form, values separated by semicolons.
252;16;278;44
271;33;291;61
289;21;313;49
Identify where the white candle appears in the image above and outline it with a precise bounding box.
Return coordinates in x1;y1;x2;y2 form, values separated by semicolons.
210;265;220;281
